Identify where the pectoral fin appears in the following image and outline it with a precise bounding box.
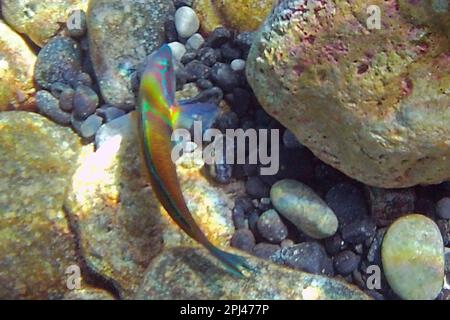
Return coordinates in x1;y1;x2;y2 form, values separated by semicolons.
173;102;220;132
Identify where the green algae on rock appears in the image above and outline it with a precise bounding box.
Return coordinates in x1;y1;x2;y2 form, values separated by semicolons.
135;246;370;300
270;179;338;239
1;0;89;47
0;112;82;299
382;214;445;300
246;0;450;188
194;0;277;34
0;20;36;111
87;0;175;109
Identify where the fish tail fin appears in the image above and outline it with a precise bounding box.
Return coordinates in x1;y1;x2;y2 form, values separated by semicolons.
207;244;254;278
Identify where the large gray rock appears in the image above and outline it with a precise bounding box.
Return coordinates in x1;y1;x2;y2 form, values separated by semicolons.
135;246;370;300
246;0;450;188
87;0;175;109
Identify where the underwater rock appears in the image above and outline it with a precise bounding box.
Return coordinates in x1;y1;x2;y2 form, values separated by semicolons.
0;20;36;111
36;90;72;125
0;112;82;299
193;0;277;34
366;187;417;227
382;214;445;300
257;209;288;243
1;0;89;47
135;246;370;300
65;113;165;299
87;0;175;109
34;37;82;89
246;0;450;188
66;112;242;298
270;179;338;239
63;287;115;300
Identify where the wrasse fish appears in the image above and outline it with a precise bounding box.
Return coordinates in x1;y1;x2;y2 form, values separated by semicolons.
136;45;252;277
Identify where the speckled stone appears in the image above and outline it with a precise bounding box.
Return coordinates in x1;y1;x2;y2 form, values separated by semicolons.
194;0;277;34
270;179;338;239
1;0;89;47
0;20;36;111
135;246;370;300
382;214;445;300
87;0;175;109
0;112;82;299
34;37;82;89
246;0;450;188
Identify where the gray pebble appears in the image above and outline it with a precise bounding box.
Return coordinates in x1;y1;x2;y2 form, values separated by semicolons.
36;90;71;125
96;105;126;123
341;218;377;244
276;242;334;276
80;114;103;139
334;250;361;275
66;10;87;38
73;85;99;120
252;243;280;260
59;88;75;112
257;209;288;243
231;229;255;253
186;33;205;51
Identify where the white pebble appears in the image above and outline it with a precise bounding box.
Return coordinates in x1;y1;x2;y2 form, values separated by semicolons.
175;6;200;38
168;41;186;62
186;33;205;51
231;59;246;71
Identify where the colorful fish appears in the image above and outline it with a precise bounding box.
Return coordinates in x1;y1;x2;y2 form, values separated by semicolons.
136;45;253;277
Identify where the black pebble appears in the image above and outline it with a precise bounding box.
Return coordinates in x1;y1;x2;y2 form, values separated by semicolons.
220;42;242;62
210;63;240;92
246;176;270;199
234;32;255;58
182;86;223;105
180;51;197;65
334;250;361;275
252;243;280;260
276;242;334;276
164;19;178;42
235;196;254;214
205;27;232;48
231;229;255;253
198;47;222;67
226;87;251;117
196;79;213;90
325;183;369;228
184;60;211;82
232;206;247;230
73;85;99;120
215;111;239;131
341;218;377;244
324;233;344;256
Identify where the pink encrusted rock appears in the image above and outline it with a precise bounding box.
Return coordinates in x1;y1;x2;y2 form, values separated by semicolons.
246;0;450;188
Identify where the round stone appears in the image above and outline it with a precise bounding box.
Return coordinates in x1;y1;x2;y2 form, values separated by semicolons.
186;33;205;51
257;209;288;243
382;214;445;300
174;6;200;38
231;59;246;71
270;179;338;239
168;42;187;62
